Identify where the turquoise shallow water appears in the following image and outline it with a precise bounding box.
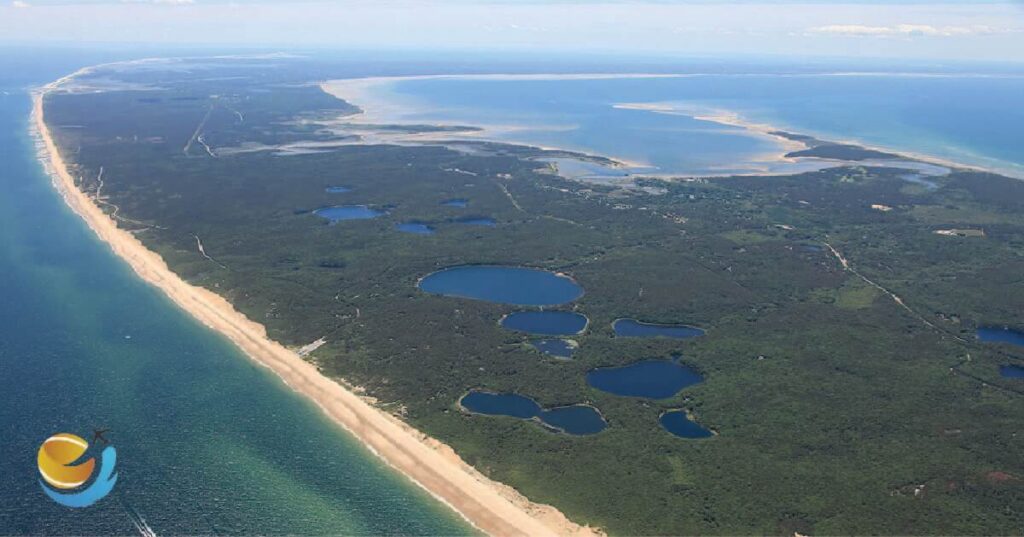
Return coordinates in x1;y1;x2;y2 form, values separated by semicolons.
0;58;471;535
372;73;1024;177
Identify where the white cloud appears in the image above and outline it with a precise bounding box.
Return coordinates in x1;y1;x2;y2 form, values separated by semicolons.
12;0;30;8
808;23;1011;38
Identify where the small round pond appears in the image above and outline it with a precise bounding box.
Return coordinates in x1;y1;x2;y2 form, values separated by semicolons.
502;311;587;336
315;205;386;222
419;266;583;306
660;410;713;439
613;319;705;339
460;391;606;435
587;359;703;399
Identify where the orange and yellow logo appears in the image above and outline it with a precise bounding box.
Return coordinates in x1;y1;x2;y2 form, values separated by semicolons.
38;433;97;490
37;432;117;507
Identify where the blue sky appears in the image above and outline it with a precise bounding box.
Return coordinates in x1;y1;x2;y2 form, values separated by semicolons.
2;1;1022;62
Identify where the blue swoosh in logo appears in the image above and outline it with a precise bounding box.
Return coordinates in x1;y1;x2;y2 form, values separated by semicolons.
40;446;118;508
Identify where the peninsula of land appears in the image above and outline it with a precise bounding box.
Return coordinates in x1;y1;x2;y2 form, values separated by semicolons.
33;72;600;537
35;57;1024;536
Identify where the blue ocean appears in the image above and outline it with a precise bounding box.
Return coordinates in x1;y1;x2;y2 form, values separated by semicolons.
0;49;471;535
361;72;1024;178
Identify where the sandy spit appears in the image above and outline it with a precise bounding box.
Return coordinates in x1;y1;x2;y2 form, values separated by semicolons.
32;82;602;537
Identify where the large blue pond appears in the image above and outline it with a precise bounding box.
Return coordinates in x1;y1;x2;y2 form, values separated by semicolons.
530;338;576;359
587;359;704;399
461;392;540;419
502;311;587;336
419;266;583;306
977;326;1024;347
315;205;386;222
613;319;705;339
660;410;713;439
460;391;606;435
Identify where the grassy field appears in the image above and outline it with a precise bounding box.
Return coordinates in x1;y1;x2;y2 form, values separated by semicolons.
44;59;1024;535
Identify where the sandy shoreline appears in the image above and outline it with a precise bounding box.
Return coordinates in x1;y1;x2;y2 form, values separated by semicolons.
33;78;600;537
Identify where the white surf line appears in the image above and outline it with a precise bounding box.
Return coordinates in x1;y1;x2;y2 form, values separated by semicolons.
192;234;226;269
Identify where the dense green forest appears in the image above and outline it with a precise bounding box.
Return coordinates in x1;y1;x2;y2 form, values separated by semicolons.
44;58;1024;535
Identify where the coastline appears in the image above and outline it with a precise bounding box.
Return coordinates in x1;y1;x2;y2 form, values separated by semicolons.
33;81;601;537
322;74;1022;181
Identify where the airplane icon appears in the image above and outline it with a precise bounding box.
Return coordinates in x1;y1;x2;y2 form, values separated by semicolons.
92;428;111;445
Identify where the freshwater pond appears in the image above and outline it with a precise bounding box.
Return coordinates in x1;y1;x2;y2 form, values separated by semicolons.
418;266;583;306
976;327;1024;379
587;359;703;399
977;326;1024;347
315;205;386;222
660;410;713;439
501;311;587;336
460;391;606;435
